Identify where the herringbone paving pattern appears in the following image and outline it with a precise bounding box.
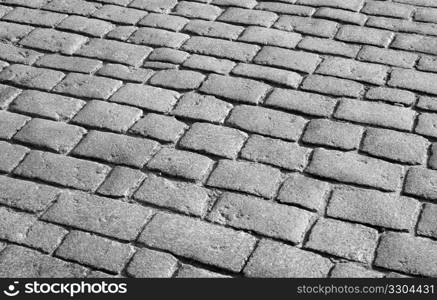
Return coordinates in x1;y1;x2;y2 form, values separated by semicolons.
0;0;436;278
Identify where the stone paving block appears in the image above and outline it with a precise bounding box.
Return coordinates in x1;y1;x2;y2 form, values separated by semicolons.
97;166;145;197
391;34;437;56
43;190;153;241
297;0;364;11
0;207;36;243
172;92;232;123
14;150;111;192
212;0;257;8
244;239;333;278
417;203;437;239
23;221;68;254
417;96;437;113
131;113;187;143
334;98;416;131
3;7;67;27
361;128;429;165
375;232;437;277
182;54;235;74
266;89;336;117
73;130;159;168
241;135;310;171
0;4;11;17
416;113;437;138
138;212;257;272
0;111;30;139
129;0;177;13
306;148;403;192
176;264;229;278
389;68;437;96
0;83;20;109
0;176;59;212
358;46;417;69
96;64;154;83
134;174;209;217
0;43;42;65
254;46;321;73
148;48;189;64
274;15;338;38
209;192;315;243
142;61;177;69
207;159;282;198
415;7;437;24
92;5;147;25
53;73;122;99
305;218;379;264
0;245;88;278
148;148;213;181
57;16;114;37
110;83;179;112
302;75;364;97
365;87;416;106
183;19;244;40
330;262;384;278
149;70;205;90
239;26;302;48
316;57;389;85
200;74;270;104
257;3;316;17
20;28;87;55
10;90;85;121
336;24;393;47
35;54;102;74
76;39;152;67
106;26;137;41
72;100;142;133
297;36;360;58
129;27;189;48
138;12;188;31
362;1;413;19
56;231;134;273
315;7;367;25
0;0;56;7
219;7;277;27
232;63;302;88
417;56;437;73
368;17;437;37
327;186;420;231
180;122;247;159
277;174;330;212
0;65;65;91
181;36;260;62
404;167;437;200
14;118;86;154
174;1;222;21
127;248;178;278
303;119;363;150
0;21;33;42
43;0;101;16
0;141;29;173
227;105;307;141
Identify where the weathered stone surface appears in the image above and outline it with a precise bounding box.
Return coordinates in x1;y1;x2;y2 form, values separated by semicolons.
43;190;153;241
127;248;178;278
0;141;29;173
139;212;257;272
244;240;333;278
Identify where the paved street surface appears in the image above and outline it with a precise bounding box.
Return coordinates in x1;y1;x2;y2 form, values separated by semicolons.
0;0;437;278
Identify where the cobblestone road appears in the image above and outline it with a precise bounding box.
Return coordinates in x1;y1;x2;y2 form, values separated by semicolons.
0;0;436;278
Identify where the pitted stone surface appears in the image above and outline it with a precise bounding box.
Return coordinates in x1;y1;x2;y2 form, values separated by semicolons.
0;0;435;278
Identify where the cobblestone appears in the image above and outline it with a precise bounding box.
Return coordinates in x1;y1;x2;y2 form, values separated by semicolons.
0;0;435;278
139;212;256;272
209;192;314;243
306;148;403;191
43;190;153;240
14;118;86;154
305;218;379;264
244;240;332;278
